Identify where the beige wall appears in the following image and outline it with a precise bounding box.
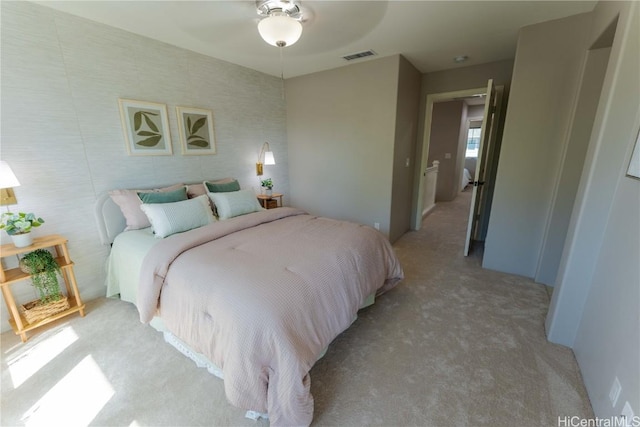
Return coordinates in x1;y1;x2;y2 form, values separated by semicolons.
285;56;400;237
536;46;610;285
422;59;515;95
483;12;592;276
427;101;466;201
547;1;639;417
389;56;422;242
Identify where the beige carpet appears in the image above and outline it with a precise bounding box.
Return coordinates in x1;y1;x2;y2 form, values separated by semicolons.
1;191;594;426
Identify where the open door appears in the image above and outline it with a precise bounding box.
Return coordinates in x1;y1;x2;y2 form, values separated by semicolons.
464;79;496;256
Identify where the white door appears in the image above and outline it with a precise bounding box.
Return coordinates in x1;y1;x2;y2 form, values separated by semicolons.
464;79;496;256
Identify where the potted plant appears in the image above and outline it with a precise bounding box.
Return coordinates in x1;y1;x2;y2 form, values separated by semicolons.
19;248;68;324
261;178;273;197
0;212;44;248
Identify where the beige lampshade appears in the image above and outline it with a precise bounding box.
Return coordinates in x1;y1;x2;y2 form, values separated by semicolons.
0;161;20;188
264;151;275;165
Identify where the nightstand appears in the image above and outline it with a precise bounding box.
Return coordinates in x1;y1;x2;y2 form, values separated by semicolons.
0;234;85;342
257;193;283;209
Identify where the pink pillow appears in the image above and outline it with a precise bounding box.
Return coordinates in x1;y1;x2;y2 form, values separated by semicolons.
186;178;235;199
185;183;207;199
109;183;185;230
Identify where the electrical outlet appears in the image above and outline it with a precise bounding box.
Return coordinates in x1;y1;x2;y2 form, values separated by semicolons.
621;401;635;427
610;377;622;407
405;157;410;167
374;222;380;230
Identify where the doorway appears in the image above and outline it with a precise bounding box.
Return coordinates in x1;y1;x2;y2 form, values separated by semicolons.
413;81;506;257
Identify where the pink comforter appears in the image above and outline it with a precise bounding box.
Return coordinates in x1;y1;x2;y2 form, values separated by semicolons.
137;208;403;426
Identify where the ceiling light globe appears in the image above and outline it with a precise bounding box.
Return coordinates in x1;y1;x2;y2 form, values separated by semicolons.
258;14;302;47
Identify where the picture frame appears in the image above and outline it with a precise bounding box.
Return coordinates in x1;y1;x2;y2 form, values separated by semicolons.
627;126;640;180
118;99;172;156
176;106;217;155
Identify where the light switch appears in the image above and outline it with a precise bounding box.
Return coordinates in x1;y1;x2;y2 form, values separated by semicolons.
444;153;452;159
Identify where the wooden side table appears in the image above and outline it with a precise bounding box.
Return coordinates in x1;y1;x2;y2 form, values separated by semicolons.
0;234;85;342
257;193;283;209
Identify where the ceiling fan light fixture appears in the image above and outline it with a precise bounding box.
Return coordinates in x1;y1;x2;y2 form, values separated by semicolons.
258;12;302;47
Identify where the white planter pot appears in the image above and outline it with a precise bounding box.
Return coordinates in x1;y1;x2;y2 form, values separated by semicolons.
265;188;272;197
11;233;33;248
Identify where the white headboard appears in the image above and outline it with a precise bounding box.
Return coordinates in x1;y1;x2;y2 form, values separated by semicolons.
94;193;127;245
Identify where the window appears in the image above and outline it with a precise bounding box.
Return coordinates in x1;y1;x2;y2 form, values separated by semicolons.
466;128;482;158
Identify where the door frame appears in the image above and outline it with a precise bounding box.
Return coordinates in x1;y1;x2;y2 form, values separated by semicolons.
412;86;488;230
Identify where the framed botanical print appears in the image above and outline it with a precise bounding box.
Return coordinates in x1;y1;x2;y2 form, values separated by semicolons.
118;99;172;156
176;106;217;155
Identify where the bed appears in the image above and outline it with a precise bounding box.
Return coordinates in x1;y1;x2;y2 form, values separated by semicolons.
96;182;404;426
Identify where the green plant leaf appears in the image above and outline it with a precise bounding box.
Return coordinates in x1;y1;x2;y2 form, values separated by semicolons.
187;134;205;141
134;111;142;131
136;135;162;147
191;117;206;134
137;131;159;137
187;116;192;132
188;139;209;148
21;249;62;303
0;211;43;234
142;113;159;132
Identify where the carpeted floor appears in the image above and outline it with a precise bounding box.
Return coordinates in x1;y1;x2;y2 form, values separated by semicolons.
1;190;594;426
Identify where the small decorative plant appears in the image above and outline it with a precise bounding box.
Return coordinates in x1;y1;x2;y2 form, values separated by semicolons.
260;178;273;189
0;212;44;235
20;249;62;304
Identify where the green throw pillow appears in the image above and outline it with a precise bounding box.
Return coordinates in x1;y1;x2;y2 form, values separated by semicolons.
137;187;188;204
205;180;241;193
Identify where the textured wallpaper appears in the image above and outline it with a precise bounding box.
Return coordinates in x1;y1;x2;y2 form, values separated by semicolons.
0;1;288;331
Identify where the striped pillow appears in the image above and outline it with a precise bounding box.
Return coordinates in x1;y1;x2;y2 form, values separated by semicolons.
140;195;215;238
208;189;263;220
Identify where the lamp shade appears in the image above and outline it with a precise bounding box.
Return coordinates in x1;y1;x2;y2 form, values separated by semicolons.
0;161;20;188
258;14;302;47
264;151;275;165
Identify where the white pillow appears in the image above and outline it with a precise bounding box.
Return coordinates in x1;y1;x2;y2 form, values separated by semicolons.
140;195;216;238
208;189;263;220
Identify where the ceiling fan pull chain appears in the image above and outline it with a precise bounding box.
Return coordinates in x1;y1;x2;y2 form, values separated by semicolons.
279;45;285;100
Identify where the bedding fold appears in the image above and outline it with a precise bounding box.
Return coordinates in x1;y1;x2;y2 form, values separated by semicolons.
136;207;403;426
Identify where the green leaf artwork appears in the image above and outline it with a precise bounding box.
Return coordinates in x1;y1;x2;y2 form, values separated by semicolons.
185;114;209;149
132;110;162;147
191;117;206;134
137;135;163;147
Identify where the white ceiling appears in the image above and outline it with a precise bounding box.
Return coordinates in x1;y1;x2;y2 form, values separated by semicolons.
35;1;596;79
